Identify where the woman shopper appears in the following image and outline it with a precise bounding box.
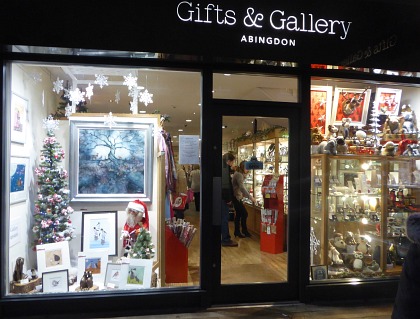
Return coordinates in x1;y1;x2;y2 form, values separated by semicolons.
189;164;200;211
232;161;256;238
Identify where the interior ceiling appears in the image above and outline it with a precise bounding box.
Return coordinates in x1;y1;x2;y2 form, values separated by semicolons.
32;64;291;145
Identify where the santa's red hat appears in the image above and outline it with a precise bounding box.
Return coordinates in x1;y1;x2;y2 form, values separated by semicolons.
127;199;149;229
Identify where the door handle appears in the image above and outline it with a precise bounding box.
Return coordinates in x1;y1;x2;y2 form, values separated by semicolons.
212;177;221;226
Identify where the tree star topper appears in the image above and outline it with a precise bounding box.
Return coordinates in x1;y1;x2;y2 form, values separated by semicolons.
43;115;60;134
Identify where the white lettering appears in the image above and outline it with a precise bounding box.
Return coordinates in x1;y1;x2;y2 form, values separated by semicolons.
241;35;296;47
315;19;328;34
177;1;194;22
340;21;352;40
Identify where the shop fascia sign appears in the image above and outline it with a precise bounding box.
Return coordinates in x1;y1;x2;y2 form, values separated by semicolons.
176;1;352;47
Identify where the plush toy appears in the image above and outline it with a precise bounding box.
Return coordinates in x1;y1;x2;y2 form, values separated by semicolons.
332;232;347;253
353;250;364;270
121;200;149;252
340;118;352;139
328;242;344;266
310;126;324;145
383;116;402;134
336;137;348;154
356;235;371;254
400;104;417;133
326;124;339;139
381;141;396;156
317;138;337;155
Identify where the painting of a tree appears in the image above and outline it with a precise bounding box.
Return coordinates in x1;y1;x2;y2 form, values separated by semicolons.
78;128;146;195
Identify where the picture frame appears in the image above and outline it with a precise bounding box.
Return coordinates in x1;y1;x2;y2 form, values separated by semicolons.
374;87;402;116
10;156;30;204
69;116;154;202
77;251;109;285
120;259;153;289
104;263;123;288
36;241;71;276
10;92;28;144
81;211;117;256
310;85;333;135
311;265;328;280
332;88;371;127
42;269;69;293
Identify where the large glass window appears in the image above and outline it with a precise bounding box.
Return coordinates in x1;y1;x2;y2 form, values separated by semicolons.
6;61;201;295
309;77;420;282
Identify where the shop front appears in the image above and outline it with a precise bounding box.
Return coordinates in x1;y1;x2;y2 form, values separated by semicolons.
1;1;420;318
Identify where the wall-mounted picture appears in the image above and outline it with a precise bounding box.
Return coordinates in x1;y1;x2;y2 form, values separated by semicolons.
332;88;371;127
36;241;71;275
42;269;69;293
69;116;154;202
10;156;29;204
310;85;333;135
104;263;122;288
374;87;402;116
81;211;117;256
77;251;109;284
120;259;153;289
311;265;328;280
10;92;28;144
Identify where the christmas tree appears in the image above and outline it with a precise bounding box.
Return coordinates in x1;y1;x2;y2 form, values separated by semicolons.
32;115;75;248
130;228;155;259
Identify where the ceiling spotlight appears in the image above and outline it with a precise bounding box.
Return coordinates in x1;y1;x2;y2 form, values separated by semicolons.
178;129;183;132
222;125;228;129
186;119;192;122
139;110;146;114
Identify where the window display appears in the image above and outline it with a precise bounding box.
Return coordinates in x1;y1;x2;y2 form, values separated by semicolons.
310;78;420;282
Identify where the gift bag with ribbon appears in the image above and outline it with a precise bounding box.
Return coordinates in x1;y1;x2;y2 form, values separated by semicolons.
172;192;188;210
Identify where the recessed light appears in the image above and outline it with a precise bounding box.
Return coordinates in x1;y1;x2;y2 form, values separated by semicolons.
178;129;183;132
224;73;231;76
173;136;178;138
139;110;146;113
186;119;192;122
222;125;228;129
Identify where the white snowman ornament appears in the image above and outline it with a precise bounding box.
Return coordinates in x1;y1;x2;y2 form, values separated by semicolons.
353;250;364;271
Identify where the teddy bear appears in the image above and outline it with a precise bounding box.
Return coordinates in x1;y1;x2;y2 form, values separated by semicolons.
356;235;371;254
400;104;417;133
383;115;402;134
310;126;324;145
381;141;396;156
336;137;348;154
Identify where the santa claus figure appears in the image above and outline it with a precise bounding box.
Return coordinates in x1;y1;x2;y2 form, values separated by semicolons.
121;200;149;252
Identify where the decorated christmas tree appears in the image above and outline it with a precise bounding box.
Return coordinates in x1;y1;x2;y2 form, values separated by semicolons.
130;228;155;259
32;115;75;248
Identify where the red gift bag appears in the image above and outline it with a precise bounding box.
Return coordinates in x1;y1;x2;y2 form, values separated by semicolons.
186;188;194;203
172;193;187;210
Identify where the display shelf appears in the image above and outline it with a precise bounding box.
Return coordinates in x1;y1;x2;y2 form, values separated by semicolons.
310;154;420;280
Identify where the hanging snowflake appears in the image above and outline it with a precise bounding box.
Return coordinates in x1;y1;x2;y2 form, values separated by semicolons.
42;115;60;134
123;73;138;90
114;90;121;104
30;72;43;83
64;87;85;106
94;74;109;89
85;83;94;100
130;101;137;113
52;77;64;94
139;89;154;106
128;85;144;99
104;112;117;129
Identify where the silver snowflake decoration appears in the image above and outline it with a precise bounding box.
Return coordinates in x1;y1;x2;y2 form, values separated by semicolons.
114;90;121;104
123;73;138;90
30;72;42;83
42;115;60;134
128;85;144;99
104;112;117;129
85;83;94;100
139;89;153;106
94;74;109;89
65;87;85;106
52;77;64;94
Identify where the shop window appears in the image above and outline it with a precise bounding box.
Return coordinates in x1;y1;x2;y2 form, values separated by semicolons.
309;77;420;282
6;62;201;295
213;73;298;102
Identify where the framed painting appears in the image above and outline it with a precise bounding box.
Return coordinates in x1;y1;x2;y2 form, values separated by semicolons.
69;116;154;202
311;265;328;280
10;156;29;204
104;263;122;288
120;259;153;289
42;269;69;293
310;85;333;135
374;87;402;116
36;241;71;275
77;251;109;284
10;92;28;144
332;88;371;127
81;211;117;256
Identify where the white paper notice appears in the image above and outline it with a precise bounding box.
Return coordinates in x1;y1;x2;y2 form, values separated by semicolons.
179;135;200;164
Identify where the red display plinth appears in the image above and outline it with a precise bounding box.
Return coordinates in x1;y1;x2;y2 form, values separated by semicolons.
165;227;188;283
260;175;285;254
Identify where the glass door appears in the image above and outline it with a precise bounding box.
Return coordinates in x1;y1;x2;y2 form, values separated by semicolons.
202;101;302;304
